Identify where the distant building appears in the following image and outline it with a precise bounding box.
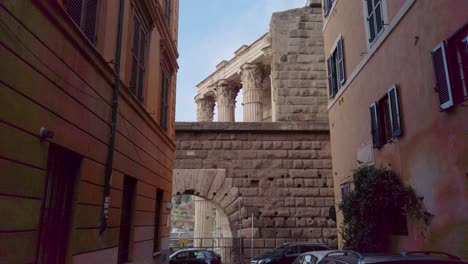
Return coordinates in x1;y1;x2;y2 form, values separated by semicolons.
322;0;467;257
0;0;178;263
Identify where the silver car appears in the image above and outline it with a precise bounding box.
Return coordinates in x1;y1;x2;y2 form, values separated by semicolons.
293;250;336;264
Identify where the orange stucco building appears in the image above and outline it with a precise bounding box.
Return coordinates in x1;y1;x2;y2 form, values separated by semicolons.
322;0;467;257
0;0;178;263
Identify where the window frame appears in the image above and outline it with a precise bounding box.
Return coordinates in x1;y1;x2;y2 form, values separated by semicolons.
160;69;170;130
431;23;468;110
328;35;346;99
323;0;334;17
129;10;150;103
369;84;403;149
164;0;171;26
363;0;388;47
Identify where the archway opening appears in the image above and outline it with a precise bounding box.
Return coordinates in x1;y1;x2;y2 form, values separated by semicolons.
170;194;235;263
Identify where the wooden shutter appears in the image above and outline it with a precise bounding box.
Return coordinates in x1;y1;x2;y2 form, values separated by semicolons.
370;102;381;148
65;0;83;27
337;37;346;85
65;0;97;44
82;0;98;44
431;42;454;110
327;55;337;98
160;72;169;130
165;0;171;25
387;84;402;137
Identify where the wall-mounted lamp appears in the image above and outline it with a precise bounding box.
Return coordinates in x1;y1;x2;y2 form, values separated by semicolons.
39;127;54;142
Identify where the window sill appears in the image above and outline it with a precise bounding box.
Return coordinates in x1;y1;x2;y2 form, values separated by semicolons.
153;251;162;257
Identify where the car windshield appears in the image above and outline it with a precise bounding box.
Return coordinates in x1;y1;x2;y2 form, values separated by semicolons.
271;245;287;254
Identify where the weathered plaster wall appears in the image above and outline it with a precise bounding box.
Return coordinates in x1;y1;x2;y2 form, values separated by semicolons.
174;122;337;259
324;0;468;258
270;6;328;123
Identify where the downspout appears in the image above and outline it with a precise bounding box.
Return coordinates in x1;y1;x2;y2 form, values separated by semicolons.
100;0;125;234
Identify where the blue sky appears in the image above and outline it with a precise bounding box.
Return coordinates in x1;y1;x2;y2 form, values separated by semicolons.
175;0;305;121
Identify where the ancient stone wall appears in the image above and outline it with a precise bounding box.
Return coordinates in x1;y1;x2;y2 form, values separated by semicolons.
270;6;328;123
174;122;337;259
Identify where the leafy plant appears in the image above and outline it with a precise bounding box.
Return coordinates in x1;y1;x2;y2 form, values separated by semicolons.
339;165;433;252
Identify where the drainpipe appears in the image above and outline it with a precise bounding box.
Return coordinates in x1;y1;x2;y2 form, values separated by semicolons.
100;0;125;234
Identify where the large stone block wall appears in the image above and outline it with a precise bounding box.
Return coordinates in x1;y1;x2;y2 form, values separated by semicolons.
270;6;328;123
174;122;337;258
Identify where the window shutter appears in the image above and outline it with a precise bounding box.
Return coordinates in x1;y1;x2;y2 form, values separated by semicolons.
323;0;329;17
370;102;381;148
431;42;454;109
337;37;346;84
65;0;83;28
160;73;169;130
327;56;336;98
65;0;97;44
387;85;402;137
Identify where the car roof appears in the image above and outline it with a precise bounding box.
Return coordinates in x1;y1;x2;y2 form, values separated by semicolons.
301;250;336;258
284;242;329;246
323;254;467;263
170;248;207;257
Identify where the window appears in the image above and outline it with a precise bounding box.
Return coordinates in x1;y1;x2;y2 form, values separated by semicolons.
365;0;385;44
118;176;137;263
431;23;468;110
36;145;81;263
160;70;170;130
323;0;334;17
369;84;402;148
285;246;300;256
341;183;351;200
130;15;148;102
327;37;346;98
164;0;171;26
65;0;98;44
153;189;164;252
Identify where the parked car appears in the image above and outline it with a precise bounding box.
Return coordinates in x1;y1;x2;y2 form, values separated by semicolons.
169;248;222;264
251;242;331;264
293;250;336;264
316;250;467;264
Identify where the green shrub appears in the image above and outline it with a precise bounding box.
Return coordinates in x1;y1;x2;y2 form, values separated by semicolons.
339;166;433;252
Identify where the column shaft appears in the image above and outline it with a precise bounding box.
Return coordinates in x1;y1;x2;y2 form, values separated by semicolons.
215;80;239;122
241;63;263;122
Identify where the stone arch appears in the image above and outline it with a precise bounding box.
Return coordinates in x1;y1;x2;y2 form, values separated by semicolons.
173;169;239;226
173;169;239;263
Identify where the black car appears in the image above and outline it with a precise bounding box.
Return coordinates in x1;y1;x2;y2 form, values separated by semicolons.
169;249;222;264
316;250;467;264
251;242;331;264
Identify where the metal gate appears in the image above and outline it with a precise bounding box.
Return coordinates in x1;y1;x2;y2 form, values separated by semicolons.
170;237;242;264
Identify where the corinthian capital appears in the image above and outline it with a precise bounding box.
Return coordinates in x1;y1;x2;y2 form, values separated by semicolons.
240;63;263;90
214;80;240;107
196;95;215;122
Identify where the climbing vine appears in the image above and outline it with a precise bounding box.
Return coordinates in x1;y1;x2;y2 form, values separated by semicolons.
339;165;433;252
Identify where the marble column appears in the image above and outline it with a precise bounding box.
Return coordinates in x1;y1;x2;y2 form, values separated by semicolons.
241;63;263;122
193;196;214;247
196;96;215;122
215;80;240;122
